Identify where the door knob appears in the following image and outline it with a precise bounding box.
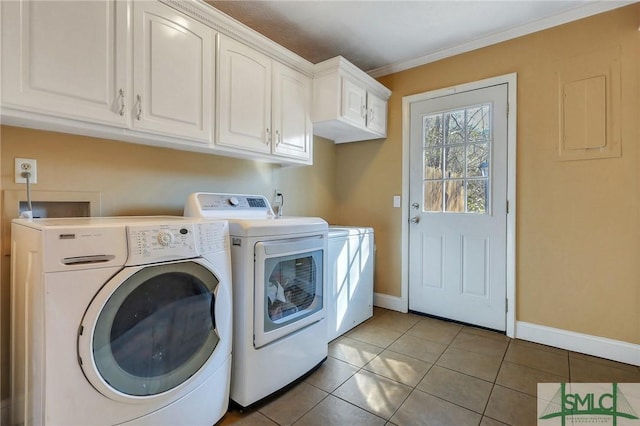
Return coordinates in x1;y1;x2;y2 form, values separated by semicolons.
411;202;420;210
410;216;420;224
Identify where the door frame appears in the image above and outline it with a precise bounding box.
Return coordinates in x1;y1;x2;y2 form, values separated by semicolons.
400;73;517;337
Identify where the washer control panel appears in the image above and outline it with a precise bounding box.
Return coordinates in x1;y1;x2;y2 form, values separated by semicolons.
126;220;228;265
128;223;196;263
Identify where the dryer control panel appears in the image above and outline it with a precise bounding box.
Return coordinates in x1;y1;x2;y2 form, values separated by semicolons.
184;192;275;219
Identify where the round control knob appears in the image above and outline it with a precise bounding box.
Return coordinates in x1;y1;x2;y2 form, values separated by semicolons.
157;231;174;246
228;196;239;206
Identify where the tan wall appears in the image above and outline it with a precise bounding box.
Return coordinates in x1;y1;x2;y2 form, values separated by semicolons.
338;4;640;344
0;125;337;400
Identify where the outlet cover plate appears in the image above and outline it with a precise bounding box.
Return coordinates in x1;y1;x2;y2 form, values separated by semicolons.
15;158;37;184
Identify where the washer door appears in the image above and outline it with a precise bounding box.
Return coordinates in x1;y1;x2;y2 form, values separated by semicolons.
79;259;220;401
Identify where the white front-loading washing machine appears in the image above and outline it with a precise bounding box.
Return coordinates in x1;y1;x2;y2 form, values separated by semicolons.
185;193;328;408
10;216;232;426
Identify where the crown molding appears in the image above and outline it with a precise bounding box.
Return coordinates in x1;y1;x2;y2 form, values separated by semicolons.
368;1;634;78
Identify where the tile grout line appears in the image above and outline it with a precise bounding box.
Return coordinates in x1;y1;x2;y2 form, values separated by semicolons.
478;334;513;421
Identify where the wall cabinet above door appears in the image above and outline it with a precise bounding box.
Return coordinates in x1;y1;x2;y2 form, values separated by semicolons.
1;0;129;127
313;56;392;144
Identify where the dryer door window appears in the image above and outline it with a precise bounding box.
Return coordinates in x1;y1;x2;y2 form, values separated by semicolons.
254;235;325;348
86;261;220;397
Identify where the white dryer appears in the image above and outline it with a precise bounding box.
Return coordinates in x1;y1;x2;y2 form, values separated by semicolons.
10;216;232;426
185;193;328;408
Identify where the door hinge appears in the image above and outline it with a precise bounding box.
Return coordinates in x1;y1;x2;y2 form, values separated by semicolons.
506;200;509;214
506;298;509;313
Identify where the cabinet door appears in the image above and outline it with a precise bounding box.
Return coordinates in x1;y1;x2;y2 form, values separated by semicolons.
366;91;387;136
217;35;271;154
1;0;128;126
272;63;312;162
341;78;367;128
132;1;214;142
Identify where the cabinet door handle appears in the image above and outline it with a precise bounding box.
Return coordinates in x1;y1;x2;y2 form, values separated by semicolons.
136;95;142;120
275;130;281;146
266;128;271;144
118;89;125;116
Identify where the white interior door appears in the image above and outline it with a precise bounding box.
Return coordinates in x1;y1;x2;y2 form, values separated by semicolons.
408;84;508;331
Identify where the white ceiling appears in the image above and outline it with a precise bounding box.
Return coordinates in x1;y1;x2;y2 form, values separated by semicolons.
206;0;634;76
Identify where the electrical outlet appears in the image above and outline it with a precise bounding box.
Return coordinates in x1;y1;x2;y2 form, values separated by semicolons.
15;158;38;184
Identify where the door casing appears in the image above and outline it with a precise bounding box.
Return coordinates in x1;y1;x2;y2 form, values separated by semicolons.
400;73;517;337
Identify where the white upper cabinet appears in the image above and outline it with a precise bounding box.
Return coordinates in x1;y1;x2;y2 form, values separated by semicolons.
0;0;317;164
217;35;312;163
365;91;387;136
271;62;312;161
313;56;391;143
1;0;214;143
217;36;272;154
341;78;368;128
1;0;128;126
132;1;215;142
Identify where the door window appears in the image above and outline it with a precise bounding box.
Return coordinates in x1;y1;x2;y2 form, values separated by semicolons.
90;262;219;396
423;103;491;213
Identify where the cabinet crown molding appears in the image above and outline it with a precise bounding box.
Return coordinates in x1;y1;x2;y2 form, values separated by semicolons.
160;0;315;77
314;56;391;100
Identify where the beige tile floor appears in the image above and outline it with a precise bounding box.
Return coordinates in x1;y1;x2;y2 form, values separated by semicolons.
218;308;640;426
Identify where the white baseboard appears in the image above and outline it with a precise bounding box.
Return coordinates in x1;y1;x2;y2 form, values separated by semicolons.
2;398;9;425
516;321;640;366
373;292;407;313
